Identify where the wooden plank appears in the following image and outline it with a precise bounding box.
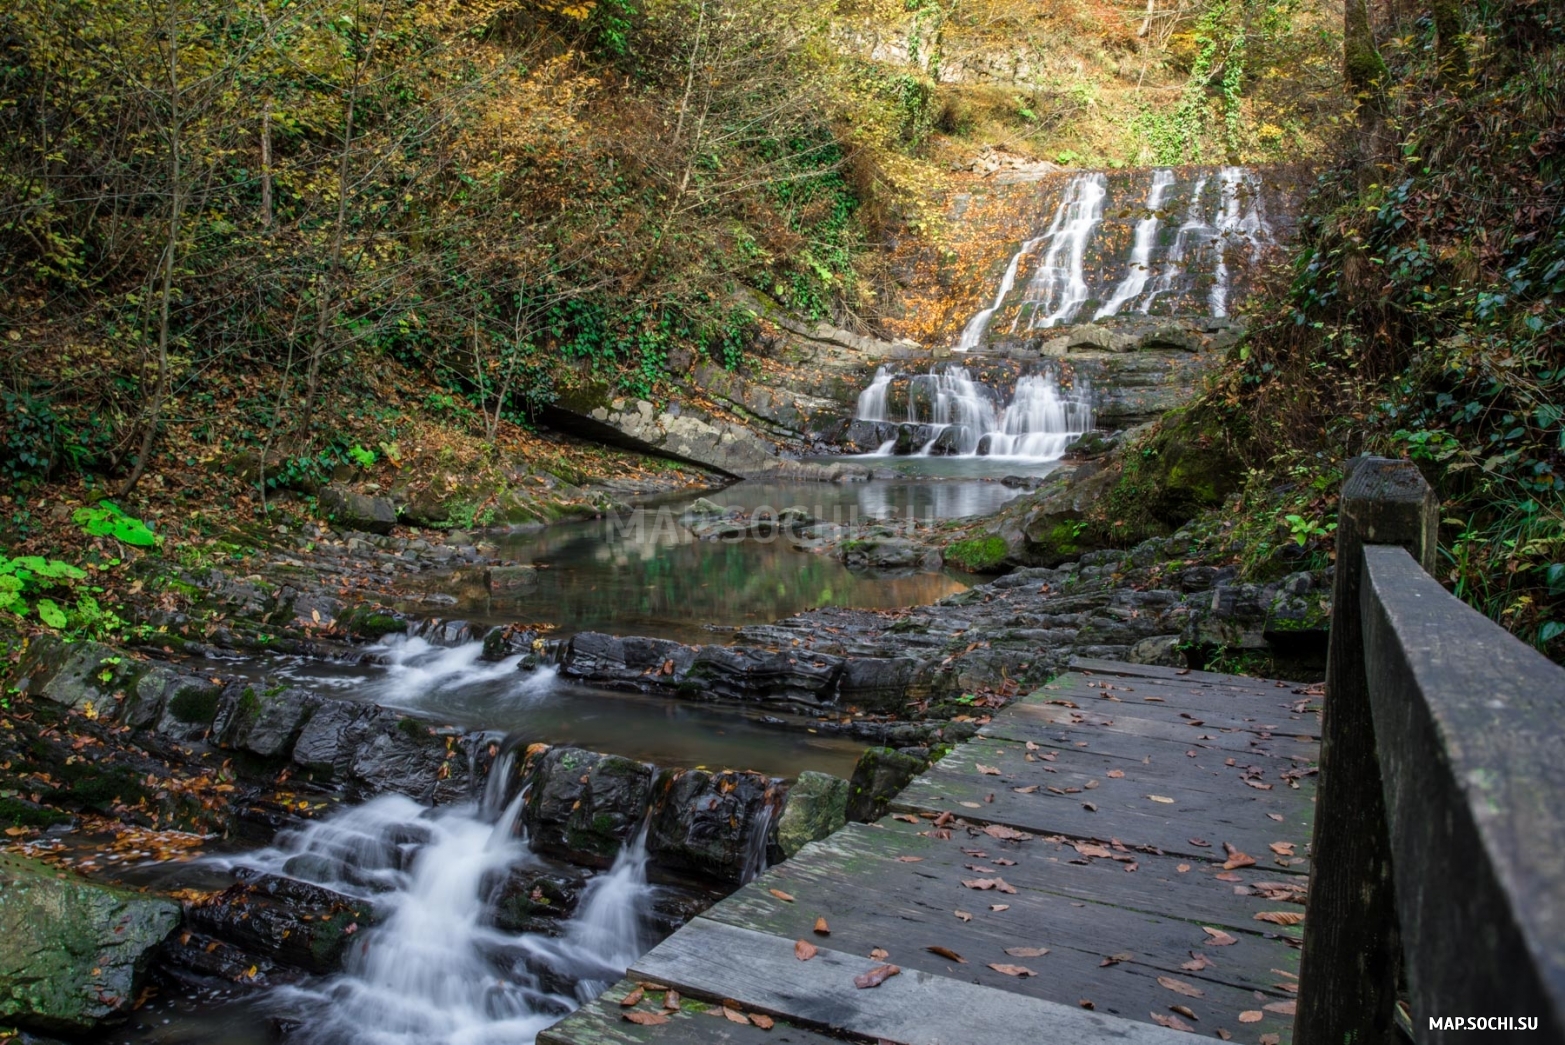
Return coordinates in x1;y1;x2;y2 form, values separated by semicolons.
629;917;1200;1045
704;819;1305;977
894;740;1314;865
986;702;1321;759
1031;674;1321;733
1069;657;1305;690
1361;545;1565;1037
539;979;855;1045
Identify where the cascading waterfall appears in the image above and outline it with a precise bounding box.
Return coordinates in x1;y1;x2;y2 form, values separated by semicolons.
1011;173;1108;331
214;789;652;1045
945;166;1283;349
856;367;893;422
852;365;1093;462
1095;168;1176;319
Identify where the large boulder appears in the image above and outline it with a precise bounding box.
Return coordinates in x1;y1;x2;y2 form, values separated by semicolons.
519;746;655;866
317;485;397;535
0;854;180;1035
183;872;373;975
648;769;779;882
212;685;321;758
682;646;844;708
775;771;849;857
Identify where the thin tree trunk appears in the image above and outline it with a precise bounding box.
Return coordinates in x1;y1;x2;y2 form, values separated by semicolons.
261;97;273;230
1138;0;1156;38
120;0;183;498
301;82;357;441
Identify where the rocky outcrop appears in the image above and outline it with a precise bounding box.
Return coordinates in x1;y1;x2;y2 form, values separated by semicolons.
775;771;849;857
648;768;780;881
845;747;928;823
518;746;656;866
183;872;374;975
317;484;398;535
0;854;180;1035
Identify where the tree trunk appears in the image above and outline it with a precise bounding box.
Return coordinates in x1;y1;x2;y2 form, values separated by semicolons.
261;97;273;230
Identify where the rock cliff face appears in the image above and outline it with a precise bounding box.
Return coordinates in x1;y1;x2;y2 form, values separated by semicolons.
0;855;181;1035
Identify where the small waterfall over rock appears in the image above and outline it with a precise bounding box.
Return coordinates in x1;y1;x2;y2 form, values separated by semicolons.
951;165;1289;349
848;365;1093;461
217;790;653;1045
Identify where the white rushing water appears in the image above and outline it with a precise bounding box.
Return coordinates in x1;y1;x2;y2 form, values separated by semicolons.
1014;172;1108;330
853;365;1093;462
216;787;651;1045
1095;168;1175;319
956;234;1046;351
1208;166;1271;318
1139;173;1212;315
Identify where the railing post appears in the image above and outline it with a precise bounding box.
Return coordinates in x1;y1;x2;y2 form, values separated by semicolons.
1297;457;1438;1045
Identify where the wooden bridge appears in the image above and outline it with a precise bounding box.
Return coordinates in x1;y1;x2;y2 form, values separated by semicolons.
542;459;1565;1044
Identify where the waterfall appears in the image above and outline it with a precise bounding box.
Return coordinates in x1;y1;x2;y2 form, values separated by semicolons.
1209;166;1270;318
956;235;1045;351
1015;172;1108;330
851;365;1093;462
215;793;653;1045
856;367;892;421
1095;169;1175;319
740;790;782;884
1140;174;1212;315
983;373;1095;459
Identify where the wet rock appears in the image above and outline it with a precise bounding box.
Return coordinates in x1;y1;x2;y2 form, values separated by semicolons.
648;769;778;882
679;497;731;522
154;678;232;741
213;685;321;759
775;771;849;857
488;867;589;932
184;873;373;974
1015;462;1122;566
15;638;138;717
0;854;180;1035
480;625;540;662
843;419;898;453
317;485;397;535
682;645;844;708
520;746;654;866
836;657;918;714
123;666;220;731
560;632;695;691
845;747;927;823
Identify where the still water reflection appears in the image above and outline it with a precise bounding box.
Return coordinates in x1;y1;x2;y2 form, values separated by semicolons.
425;479;1030;644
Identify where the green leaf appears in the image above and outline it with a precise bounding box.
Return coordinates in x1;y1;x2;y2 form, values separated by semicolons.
36;599;67;629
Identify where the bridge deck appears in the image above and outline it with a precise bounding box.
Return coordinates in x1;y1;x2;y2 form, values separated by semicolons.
541;659;1319;1045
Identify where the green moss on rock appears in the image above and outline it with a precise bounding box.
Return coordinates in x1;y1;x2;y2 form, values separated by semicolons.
943;535;1010;573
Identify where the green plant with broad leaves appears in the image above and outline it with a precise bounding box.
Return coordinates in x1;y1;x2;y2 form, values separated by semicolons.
0;555;87;626
72;500;159;546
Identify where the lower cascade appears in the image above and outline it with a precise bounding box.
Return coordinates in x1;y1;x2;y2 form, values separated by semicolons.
851;365;1093;461
217;790;652;1045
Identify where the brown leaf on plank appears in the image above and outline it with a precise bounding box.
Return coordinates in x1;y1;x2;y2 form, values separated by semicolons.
1254;911;1304;926
894;855;923;862
1222;853;1256;870
1073;843;1113;859
813;917;830;935
976;764;1001;775
1202;927;1238;947
1268;842;1296;856
1012;785;1039;794
987;963;1036;977
768;888;795;902
954;910;972;922
794;940;817;961
854;963;900;989
1176;863;1191;873
1106;769;1125;778
619;987;645;1007
891;813;921;823
1238;1010;1264;1023
1264;1000;1297;1014
1216;1030;1232;1040
1260;1035;1280;1045
623;1012;670;1026
1152;1012;1196;1031
926;945;966;963
933;811;954;828
1004;946;1049;957
1181;953;1211;972
1171;1004;1198;1020
1079;999;1095;1009
1100;952;1133;967
663;989;680;1010
982;824;1028;841
1157;975;1205;998
750;1014;774;1030
989;904;1009;911
870;948;889;960
1215;872;1243;882
722;1007;750;1025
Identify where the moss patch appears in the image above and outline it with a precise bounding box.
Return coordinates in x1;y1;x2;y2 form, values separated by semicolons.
167;687;219;725
943;535;1009;573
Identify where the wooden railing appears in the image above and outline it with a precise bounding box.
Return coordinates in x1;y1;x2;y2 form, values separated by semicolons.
1298;457;1565;1042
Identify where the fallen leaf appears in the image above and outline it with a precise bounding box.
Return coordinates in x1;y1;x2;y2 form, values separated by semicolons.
1177;863;1191;873
892;814;921;823
1157;976;1205;998
620;987;645;1007
1223;853;1257;870
990;904;1010;911
1254;911;1304;926
954;910;973;921
623;1012;670;1026
927;945;966;963
750;1013;774;1029
723;1007;750;1025
769;889;795;903
1074;843;1114;859
1264;1000;1297;1014
1260;1036;1280;1045
870;948;889;960
983;824;1028;841
814;917;830;936
1171;1004;1198;1020
1217;1030;1232;1040
1005;946;1049;957
854;963;900;989
1148;795;1175;804
1267;842;1295;856
1239;1010;1263;1023
1080;999;1095;1010
794;940;817;961
1215;872;1243;882
1107;769;1125;778
1100;952;1133;966
1266;813;1285;822
895;855;923;862
988;963;1036;977
976;764;1001;775
1202;927;1238;947
1012;785;1039;794
664;990;681;1009
959;801;983;809
1152;1012;1196;1031
1182;953;1211;972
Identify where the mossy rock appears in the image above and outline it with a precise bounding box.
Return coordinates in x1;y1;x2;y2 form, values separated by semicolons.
776;771;849;856
845;747;927;824
943;535;1010;573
